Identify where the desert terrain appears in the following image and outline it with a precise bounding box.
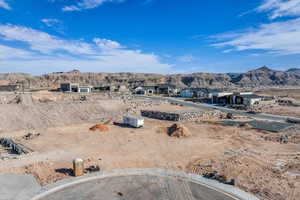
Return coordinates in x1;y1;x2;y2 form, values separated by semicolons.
0;91;299;200
255;88;300;118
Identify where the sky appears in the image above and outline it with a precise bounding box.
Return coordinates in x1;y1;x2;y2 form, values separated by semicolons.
1;0;300;74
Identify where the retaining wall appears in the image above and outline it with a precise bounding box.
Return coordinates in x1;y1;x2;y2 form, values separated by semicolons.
141;110;221;121
141;110;180;121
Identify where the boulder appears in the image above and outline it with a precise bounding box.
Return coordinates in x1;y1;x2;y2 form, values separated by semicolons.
168;123;191;138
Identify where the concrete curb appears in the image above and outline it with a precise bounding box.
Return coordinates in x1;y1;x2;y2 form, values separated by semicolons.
31;168;259;200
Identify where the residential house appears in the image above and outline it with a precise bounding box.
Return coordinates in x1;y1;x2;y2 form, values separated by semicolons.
181;88;224;98
157;84;178;95
233;93;262;106
60;83;93;93
134;86;156;95
212;92;263;105
60;83;80;93
0;84;20;92
78;86;93;93
116;85;129;92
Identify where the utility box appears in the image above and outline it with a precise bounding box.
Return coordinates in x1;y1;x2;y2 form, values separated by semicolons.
73;158;84;177
123;115;144;128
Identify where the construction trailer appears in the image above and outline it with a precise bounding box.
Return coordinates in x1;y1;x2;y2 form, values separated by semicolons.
123;115;144;128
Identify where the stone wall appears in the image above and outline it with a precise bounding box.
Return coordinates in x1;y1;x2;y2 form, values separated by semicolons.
141;110;223;121
141;110;180;121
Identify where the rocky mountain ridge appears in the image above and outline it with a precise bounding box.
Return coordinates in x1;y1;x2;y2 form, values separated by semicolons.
287;68;300;75
1;66;300;89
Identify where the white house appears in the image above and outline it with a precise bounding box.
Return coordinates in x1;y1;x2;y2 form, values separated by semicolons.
79;86;93;93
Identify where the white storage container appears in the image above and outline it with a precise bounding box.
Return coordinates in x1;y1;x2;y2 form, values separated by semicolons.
123;115;144;128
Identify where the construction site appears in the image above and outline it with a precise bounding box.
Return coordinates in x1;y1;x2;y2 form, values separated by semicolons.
0;91;299;200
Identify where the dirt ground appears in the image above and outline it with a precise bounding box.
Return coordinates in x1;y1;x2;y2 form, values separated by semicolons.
0;92;299;200
256;88;300;102
255;103;300;118
255;88;300;118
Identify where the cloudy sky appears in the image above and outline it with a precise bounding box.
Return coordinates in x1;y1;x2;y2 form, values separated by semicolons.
0;0;300;74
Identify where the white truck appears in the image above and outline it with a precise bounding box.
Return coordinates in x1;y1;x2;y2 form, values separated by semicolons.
123;115;144;128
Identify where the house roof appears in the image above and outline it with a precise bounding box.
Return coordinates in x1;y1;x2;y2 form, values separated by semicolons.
79;86;93;88
157;84;176;89
182;88;223;93
237;94;262;99
135;86;156;90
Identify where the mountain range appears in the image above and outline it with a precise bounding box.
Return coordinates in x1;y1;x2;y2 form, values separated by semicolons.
0;67;300;89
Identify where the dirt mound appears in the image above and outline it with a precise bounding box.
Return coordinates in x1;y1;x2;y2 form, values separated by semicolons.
103;119;114;125
186;155;300;200
0;100;125;132
168;123;191;137
89;124;109;132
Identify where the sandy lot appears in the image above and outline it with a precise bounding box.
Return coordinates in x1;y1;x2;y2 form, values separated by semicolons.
256;103;300;118
0;92;299;200
254;88;300;118
257;88;300;102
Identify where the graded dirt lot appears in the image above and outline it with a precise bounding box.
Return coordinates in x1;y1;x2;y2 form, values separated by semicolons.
257;88;300;101
255;88;300;118
0;92;299;200
258;104;300;118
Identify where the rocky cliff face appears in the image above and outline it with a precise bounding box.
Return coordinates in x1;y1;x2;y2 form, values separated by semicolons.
287;68;300;75
232;67;300;87
2;67;300;89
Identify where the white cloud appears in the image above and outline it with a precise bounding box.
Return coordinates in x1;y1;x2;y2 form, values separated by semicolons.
0;24;95;54
0;45;33;59
0;24;174;74
257;0;300;19
62;0;125;12
0;51;173;74
0;0;11;10
41;18;61;27
213;18;300;55
93;38;122;49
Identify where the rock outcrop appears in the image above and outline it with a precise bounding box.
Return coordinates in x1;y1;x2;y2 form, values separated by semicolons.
1;67;300;89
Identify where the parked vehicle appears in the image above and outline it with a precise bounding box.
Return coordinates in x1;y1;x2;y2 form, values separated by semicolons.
123;115;144;128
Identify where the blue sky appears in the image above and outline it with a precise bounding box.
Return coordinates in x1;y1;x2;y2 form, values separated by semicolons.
0;0;300;74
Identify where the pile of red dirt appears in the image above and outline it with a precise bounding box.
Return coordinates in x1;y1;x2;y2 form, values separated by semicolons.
89;124;109;132
103;119;113;125
168;123;191;138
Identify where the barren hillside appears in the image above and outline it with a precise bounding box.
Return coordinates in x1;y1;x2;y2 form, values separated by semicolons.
1;66;300;89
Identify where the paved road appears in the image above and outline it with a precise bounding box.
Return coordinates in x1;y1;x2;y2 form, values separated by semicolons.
36;175;240;200
137;95;300;122
0;174;41;200
32;167;261;200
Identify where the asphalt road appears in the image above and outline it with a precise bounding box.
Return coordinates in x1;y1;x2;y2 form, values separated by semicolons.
0;174;41;200
35;175;241;200
137;95;300;122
